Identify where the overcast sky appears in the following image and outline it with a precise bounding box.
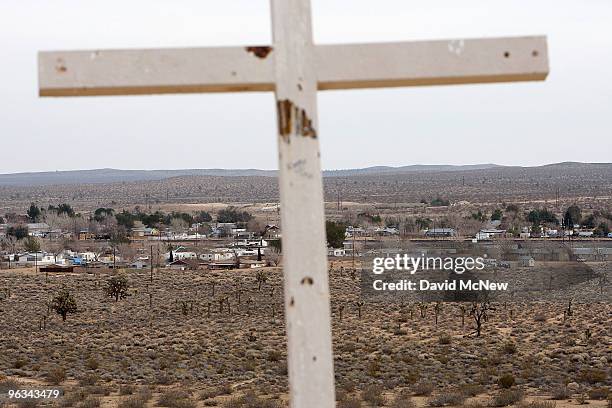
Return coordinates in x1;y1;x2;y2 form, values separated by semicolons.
1;0;611;173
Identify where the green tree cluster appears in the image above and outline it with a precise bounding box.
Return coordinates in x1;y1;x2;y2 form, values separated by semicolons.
326;221;346;248
217;207;253;223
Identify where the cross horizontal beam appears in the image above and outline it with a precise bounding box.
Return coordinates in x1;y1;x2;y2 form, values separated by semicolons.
39;36;548;97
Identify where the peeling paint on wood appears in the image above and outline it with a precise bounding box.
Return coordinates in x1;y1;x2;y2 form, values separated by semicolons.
276;99;318;142
246;46;273;59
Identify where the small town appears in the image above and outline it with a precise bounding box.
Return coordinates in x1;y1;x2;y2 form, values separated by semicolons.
1;201;610;273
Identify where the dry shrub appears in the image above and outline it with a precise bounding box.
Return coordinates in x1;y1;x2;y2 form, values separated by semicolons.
338;399;362;408
414;383;435;396
438;333;452;345
13;358;28;369
550;386;571;400
46;366;67;385
362;384;385;406
391;392;416;408
79;397;102;408
84;385;111;396
199;385;233;400
155;371;174;385
157;390;191;407
579;369;607;384
498;374;516;389
367;360;381;377
120;385;135;395
533;313;546;322
267;350;282;362
222;391;281;408
16;400;39;408
427;391;466;407
0;378;22;393
501;342;517;355
490;389;524;407
460;384;484;397
118;390;152;408
84;357;99;370
78;373;98;386
118;397;147;408
462;402;484;408
587;387;610;400
517;401;556;408
58;390;88;407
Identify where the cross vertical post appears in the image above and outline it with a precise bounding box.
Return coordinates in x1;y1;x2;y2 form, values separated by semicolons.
271;0;335;406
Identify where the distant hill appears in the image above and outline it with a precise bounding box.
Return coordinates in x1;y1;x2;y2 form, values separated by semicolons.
0;162;608;187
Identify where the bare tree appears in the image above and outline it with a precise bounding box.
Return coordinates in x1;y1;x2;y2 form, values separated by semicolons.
469;292;495;337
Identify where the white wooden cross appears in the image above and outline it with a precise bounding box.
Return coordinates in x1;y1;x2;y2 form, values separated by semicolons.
38;1;548;406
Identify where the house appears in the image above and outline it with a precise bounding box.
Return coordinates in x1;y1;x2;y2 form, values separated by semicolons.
425;228;456;238
345;226;366;237
130;260;149;269
209;261;238;270
545;229;559;237
240;259;267;269
476;229;506;240
168;246;198;261
131;226;147;239
78;230;94;241
231;239;268;248
263;225;281;239
327;248;346;257
166;260;190;271
17;252;58;266
234;248;262;257
27;223;51;237
375;227;399;236
518;256;535;267
78;252;97;262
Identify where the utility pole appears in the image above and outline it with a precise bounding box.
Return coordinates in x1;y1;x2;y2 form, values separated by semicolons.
150;245;154;282
352;232;356;272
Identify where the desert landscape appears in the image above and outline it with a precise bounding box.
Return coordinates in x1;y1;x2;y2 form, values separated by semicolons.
0;164;610;408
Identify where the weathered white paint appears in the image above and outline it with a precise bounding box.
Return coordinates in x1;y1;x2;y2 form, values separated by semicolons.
39;36;548;96
271;0;335;406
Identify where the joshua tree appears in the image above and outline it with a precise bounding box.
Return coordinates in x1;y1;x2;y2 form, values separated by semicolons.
218;297;225;313
51;289;77;321
246;297;254;316
355;301;364;320
563;299;573;322
104;275;129;302
225;297;231;315
434;302;442;326
256;271;268;290
459;304;467;327
180;301;189;316
418;302;428;318
469;292;495;337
